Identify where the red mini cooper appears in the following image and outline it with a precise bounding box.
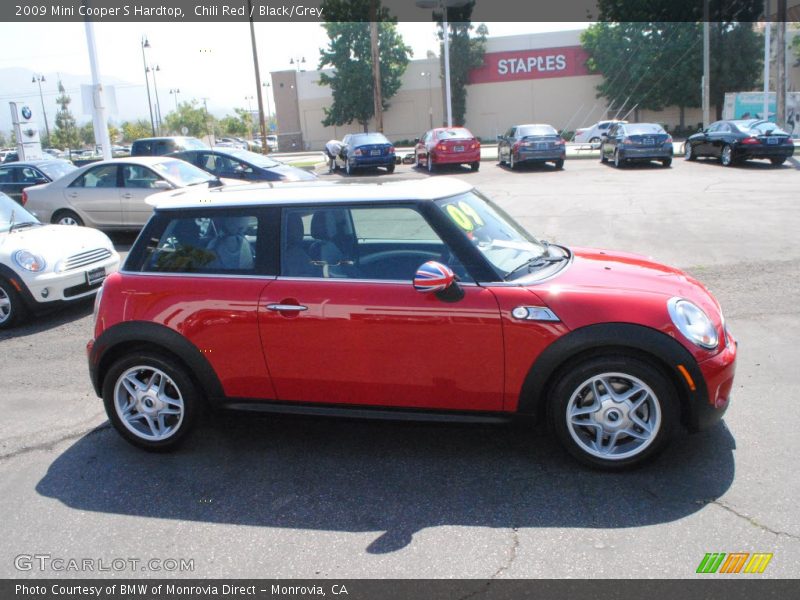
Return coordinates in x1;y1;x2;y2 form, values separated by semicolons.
88;178;736;469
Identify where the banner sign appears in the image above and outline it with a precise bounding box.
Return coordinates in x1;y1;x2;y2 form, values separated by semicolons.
469;46;592;85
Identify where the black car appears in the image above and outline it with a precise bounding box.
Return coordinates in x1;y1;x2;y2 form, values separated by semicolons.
684;119;795;167
600;122;673;168
0;159;76;204
335;133;396;175
170;148;316;182
131;136;208;157
497;123;566;170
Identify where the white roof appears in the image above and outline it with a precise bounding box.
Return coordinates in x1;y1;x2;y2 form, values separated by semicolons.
149;177;475;210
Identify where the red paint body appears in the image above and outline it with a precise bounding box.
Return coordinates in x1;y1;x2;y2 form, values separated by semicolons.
415;128;481;167
93;245;736;415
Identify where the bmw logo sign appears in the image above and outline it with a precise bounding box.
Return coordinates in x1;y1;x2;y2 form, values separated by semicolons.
21;106;33;120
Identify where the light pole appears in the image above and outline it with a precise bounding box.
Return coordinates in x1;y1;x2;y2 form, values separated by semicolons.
245;95;254;114
169;88;180;112
141;36;156;136
289;56;306;71
416;0;468;128
147;64;163;135
261;81;272;129
31;74;51;143
421;71;434;129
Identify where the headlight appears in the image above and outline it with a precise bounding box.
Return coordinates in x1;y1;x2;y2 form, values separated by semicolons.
13;250;46;272
667;297;718;350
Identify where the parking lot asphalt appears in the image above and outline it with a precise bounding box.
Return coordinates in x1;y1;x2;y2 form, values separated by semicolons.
1;156;799;579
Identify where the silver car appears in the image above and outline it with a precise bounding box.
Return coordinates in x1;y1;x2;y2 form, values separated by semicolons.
22;157;222;230
573;120;628;144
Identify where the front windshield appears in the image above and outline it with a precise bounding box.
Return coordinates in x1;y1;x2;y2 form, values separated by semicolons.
37;160;77;180
152;159;215;186
228;149;280;168
436;190;546;279
0;192;39;232
181;137;209;150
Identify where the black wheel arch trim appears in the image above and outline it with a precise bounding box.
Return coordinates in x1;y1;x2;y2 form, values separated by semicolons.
89;321;224;401
0;264;36;309
516;322;714;431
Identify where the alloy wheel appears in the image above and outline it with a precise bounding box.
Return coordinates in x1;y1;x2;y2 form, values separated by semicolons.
114;366;185;442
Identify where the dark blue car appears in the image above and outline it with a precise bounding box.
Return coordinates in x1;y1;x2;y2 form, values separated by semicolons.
169;148;316;182
335;133;396;175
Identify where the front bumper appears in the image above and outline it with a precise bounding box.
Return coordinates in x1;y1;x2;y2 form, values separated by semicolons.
691;330;737;431
22;255;120;306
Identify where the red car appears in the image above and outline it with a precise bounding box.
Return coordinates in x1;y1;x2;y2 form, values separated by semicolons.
415;127;481;173
87;178;736;469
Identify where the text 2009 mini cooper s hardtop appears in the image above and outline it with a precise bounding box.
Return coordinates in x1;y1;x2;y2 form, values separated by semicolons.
88;178;736;469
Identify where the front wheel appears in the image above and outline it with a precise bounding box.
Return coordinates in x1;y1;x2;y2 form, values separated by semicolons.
509;152;516;170
684;142;696;161
345;161;353;176
103;352;201;452
549;356;679;470
600;144;608;163
613;150;624;168
0;279;26;330
427;154;435;173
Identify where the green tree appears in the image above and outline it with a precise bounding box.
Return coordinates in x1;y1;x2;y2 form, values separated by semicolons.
51;80;79;150
218;108;253;137
120;120;152;143
318;0;412;132
79;122;94;146
434;2;487;127
793;33;800;67
0;131;7;147
163;100;213;137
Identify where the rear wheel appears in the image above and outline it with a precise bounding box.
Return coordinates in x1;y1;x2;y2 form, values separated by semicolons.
427;154;435;173
549;356;679;470
661;158;672;168
720;144;734;166
345;160;353;176
0;279;26;330
470;161;480;172
386;163;395;174
52;209;83;227
589;136;600;145
770;157;786;166
554;159;565;170
103;351;201;452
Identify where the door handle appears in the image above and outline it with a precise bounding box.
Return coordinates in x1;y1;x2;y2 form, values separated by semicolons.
266;304;308;312
68;192;77;198
122;193;132;198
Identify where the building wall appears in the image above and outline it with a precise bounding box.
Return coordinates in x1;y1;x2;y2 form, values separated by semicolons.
271;70;303;151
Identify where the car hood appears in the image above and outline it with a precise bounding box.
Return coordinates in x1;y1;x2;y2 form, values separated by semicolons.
0;224;115;262
527;246;724;335
268;164;317;181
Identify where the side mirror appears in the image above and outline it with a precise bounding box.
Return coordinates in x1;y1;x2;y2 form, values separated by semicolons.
413;261;455;294
152;180;172;190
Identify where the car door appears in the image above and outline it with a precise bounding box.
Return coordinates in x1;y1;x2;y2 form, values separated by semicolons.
120;163;172;227
604;124;620;158
501;127;515;162
259;204;505;411
65;164;122;227
0;165;21;202
698;122;721;156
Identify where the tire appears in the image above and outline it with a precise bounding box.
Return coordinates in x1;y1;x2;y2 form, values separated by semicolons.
589;137;600;144
427;154;435;173
613;150;624;168
554;159;565;170
470;161;480;172
684;142;696;161
661;158;672;168
498;147;506;166
386;163;395;174
509;152;516;170
549;356;679;470
0;278;26;330
770;157;786;166
52;209;83;227
600;144;608;163
103;351;201;452
720;144;734;167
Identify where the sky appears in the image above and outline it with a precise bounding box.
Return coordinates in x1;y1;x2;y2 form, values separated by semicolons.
0;21;588;125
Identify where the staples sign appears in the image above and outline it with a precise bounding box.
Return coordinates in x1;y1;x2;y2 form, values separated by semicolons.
469;46;591;84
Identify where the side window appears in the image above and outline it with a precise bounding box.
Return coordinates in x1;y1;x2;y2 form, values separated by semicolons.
122;164;162;188
71;165;118;188
0;166;14;183
707;122;722;133
197;153;219;174
506;127;515;138
140;213;260;274
281;206;468;282
155;141;170;155
599;123;610;131
19;167;45;183
134;141;152;155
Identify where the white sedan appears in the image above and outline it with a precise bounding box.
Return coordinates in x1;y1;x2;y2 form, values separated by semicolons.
22;156;225;230
0;191;119;329
573;120;627;144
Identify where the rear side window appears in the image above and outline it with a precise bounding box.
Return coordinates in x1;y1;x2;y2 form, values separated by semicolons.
71;165;118;188
128;209;278;275
132;140;152;155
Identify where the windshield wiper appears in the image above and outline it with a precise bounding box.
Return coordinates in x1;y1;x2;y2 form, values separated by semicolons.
505;244;568;280
9;221;39;231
